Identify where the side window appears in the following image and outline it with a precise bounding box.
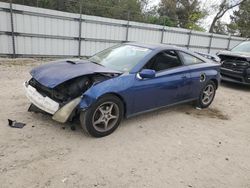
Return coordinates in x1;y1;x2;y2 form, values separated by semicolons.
144;50;182;72
179;51;204;65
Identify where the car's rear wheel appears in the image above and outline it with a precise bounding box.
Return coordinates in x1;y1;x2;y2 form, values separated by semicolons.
196;80;216;108
80;95;123;137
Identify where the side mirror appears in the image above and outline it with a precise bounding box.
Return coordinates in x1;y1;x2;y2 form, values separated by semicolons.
138;69;156;79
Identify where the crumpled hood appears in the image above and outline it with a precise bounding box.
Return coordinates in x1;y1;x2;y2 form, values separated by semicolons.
30;59;121;88
218;50;250;61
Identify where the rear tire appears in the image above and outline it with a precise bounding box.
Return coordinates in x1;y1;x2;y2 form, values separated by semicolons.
196;80;216;108
80;95;124;137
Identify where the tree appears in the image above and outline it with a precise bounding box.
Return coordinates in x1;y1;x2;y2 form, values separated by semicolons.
3;0;145;21
226;22;239;35
228;0;250;37
158;0;179;27
158;0;207;31
213;20;228;34
66;0;144;21
209;0;247;33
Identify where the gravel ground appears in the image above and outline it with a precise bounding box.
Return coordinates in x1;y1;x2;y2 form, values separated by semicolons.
0;59;250;188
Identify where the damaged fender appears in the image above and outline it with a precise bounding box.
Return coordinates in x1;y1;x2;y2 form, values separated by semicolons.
78;74;134;115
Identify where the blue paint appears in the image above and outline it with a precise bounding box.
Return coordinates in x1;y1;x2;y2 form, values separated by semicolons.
31;43;221;118
30;59;121;88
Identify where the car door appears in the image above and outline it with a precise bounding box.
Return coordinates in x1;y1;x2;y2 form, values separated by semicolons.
177;51;208;98
131;50;192;114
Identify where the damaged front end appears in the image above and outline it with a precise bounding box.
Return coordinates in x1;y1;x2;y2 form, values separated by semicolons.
24;71;119;123
218;53;250;85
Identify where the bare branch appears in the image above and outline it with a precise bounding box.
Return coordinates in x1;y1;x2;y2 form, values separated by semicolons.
209;0;247;33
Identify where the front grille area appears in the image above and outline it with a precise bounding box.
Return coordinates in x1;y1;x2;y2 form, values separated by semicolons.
29;78;52;97
219;54;250;83
28;78;66;103
221;60;249;73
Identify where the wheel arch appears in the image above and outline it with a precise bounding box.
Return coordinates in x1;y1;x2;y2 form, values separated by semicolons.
210;78;218;89
97;92;127;117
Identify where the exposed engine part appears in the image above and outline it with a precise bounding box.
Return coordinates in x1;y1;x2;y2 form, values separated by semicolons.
56;76;91;101
28;73;117;104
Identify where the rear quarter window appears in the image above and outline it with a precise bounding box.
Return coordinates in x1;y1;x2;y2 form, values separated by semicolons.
179;51;205;65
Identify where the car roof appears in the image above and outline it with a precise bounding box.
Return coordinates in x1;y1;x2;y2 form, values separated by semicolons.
125;42;183;51
125;42;213;64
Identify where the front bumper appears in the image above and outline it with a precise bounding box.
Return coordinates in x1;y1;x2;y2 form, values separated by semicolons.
23;82;59;114
24;82;82;123
220;68;250;85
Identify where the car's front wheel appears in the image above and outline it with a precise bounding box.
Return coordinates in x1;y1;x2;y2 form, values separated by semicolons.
196;80;216;108
80;95;124;137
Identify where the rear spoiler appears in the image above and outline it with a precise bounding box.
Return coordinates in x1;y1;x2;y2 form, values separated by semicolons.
195;52;221;63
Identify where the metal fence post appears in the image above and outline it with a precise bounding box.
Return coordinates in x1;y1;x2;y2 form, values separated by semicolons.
78;1;82;58
187;30;192;49
160;26;165;43
227;34;231;50
125;11;130;42
9;0;16;58
208;33;213;54
160;18;166;43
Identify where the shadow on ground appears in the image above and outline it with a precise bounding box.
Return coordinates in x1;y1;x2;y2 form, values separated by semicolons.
221;81;250;91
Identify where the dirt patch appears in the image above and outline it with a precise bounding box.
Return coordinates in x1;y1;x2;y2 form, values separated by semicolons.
185;107;229;120
0;58;38;66
0;58;55;66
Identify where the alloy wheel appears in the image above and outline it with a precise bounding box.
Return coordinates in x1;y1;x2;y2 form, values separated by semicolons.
202;84;215;105
92;102;119;132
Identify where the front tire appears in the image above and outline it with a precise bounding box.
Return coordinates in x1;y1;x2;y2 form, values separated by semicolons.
80;95;124;137
196;80;216;108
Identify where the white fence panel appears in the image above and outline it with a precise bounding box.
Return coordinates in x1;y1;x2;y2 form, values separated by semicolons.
164;32;189;46
190;31;211;47
128;22;162;43
82;22;126;41
230;37;246;49
211;34;229;49
189;47;209;53
15;36;78;56
12;9;79;37
0;35;12;54
128;27;161;43
0;11;10;32
81;41;117;56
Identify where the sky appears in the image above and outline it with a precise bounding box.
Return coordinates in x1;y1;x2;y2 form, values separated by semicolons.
148;0;238;31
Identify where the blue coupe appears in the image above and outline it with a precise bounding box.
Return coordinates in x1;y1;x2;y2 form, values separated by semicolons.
24;43;221;137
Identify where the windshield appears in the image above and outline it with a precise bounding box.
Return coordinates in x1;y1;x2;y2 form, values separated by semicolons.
231;41;250;54
88;44;152;72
